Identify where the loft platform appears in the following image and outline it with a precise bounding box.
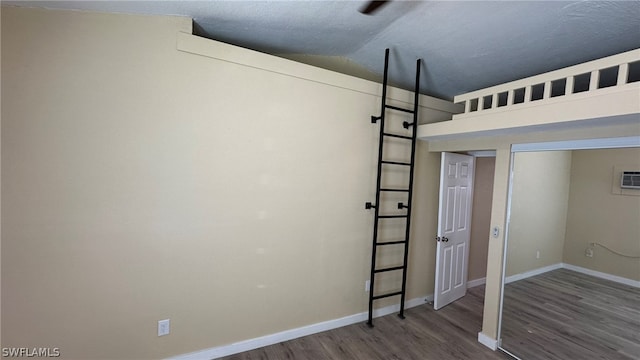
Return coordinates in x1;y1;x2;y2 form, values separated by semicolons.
418;49;640;141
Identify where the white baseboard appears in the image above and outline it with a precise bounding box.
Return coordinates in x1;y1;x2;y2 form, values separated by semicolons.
505;263;563;284
477;331;498;350
562;263;640;288
169;295;432;360
467;277;486;288
504;262;640;288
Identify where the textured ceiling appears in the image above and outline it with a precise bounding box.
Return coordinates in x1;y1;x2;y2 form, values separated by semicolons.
7;1;640;100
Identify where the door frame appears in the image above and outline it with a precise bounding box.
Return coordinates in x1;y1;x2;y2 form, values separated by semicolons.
496;135;640;350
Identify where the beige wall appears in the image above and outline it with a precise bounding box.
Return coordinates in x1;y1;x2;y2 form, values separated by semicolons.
506;151;572;276
1;6;456;359
468;157;494;281
563;148;640;280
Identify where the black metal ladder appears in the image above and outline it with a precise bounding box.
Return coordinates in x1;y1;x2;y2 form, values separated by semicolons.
365;49;421;327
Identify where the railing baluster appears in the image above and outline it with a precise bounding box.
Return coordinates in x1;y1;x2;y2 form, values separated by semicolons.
589;70;600;91
543;81;552;99
565;76;574;95
618;63;629;85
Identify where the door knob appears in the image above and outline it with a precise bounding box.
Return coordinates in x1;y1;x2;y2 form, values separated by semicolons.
435;236;441;242
442;237;449;242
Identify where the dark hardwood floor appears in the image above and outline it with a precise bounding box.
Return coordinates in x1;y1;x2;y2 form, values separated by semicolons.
220;285;509;360
501;269;640;360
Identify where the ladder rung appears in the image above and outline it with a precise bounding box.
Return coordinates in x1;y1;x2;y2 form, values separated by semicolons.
381;160;411;166
372;291;403;300
380;188;410;192
378;214;408;219
382;132;412;140
385;105;415;114
374;265;405;274
376;240;406;246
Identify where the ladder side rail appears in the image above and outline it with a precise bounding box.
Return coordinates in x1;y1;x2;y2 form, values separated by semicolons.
398;58;421;318
367;48;391;327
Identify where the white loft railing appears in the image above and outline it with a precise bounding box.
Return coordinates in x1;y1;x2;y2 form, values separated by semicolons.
453;48;640;120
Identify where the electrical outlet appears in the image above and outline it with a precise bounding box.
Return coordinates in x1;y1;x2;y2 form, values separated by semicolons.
158;319;170;336
536;250;540;259
365;280;370;292
585;248;593;258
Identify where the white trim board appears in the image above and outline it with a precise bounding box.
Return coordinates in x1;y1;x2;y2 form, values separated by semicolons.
505;263;563;284
503;262;639;288
467;277;486;288
169;295;433;360
468;150;497;158
511;136;640;152
563;263;640;288
478;332;498;350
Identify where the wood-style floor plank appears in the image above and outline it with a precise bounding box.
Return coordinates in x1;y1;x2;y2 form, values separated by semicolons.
501;268;640;360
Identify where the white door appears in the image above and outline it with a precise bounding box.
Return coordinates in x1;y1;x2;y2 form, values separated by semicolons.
434;152;474;310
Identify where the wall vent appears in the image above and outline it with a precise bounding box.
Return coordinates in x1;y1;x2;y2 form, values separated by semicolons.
621;171;640;189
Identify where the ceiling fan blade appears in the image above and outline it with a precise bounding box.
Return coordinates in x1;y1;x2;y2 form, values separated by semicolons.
359;1;390;15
